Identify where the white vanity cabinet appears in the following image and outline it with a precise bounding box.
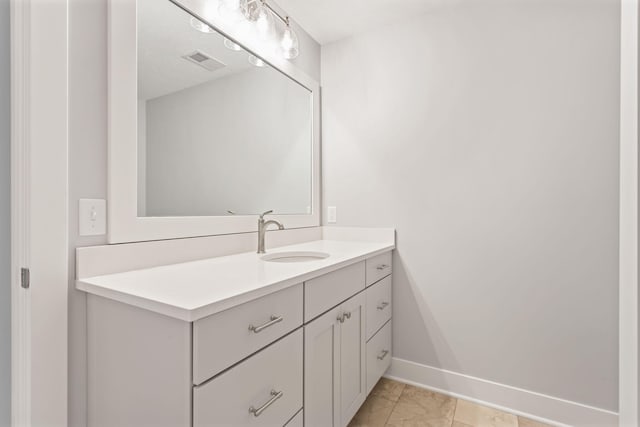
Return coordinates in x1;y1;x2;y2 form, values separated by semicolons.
85;249;393;427
304;292;366;427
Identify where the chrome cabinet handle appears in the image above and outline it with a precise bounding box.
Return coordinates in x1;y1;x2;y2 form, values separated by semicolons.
337;312;352;323
248;315;283;333
249;390;283;417
377;350;390;360
376;264;390;271
377;302;390;311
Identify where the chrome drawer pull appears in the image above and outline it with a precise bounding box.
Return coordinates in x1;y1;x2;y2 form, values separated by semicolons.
377;350;390;360
377;302;390;311
376;264;390;271
248;315;283;333
249;390;283;417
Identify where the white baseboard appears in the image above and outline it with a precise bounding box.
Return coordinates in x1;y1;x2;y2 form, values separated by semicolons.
386;357;618;427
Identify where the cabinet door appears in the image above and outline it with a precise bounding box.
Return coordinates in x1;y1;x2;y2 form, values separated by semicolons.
338;292;367;427
304;306;341;427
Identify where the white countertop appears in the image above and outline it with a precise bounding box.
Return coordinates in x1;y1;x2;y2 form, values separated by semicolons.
77;238;394;321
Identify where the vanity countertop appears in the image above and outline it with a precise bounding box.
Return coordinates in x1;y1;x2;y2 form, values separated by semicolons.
77;237;395;321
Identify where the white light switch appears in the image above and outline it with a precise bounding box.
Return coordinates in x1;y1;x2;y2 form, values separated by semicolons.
327;206;337;223
79;199;107;236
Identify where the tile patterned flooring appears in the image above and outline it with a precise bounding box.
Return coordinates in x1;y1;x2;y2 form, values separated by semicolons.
349;378;552;427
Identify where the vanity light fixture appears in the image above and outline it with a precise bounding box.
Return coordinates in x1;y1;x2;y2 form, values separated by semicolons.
242;0;299;58
189;17;215;33
281;17;299;59
190;0;301;61
252;0;276;40
223;37;243;51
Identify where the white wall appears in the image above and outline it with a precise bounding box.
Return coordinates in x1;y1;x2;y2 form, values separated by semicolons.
322;0;620;412
67;1;320;425
144;68;312;216
0;0;10;424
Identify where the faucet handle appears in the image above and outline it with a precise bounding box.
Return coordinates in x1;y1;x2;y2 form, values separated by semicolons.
259;210;274;220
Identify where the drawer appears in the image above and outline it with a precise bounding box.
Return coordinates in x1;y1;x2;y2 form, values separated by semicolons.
366;320;392;395
305;262;365;322
285;410;303;427
193;284;303;384
366;275;392;341
366;252;392;287
194;330;303;427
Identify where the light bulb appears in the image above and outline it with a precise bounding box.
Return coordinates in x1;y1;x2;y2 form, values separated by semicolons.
190;17;215;33
223;37;243;51
248;54;266;67
254;3;274;39
281;18;299;59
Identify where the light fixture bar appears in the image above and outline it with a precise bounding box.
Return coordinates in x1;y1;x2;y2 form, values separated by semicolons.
244;0;288;25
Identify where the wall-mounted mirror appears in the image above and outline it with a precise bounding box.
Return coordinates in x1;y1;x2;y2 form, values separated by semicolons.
137;0;312;217
108;0;320;243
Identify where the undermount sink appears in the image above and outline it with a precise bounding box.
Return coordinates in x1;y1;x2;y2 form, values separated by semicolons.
261;251;330;263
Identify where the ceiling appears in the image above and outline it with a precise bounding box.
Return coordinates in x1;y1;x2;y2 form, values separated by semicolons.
273;0;448;45
138;0;254;100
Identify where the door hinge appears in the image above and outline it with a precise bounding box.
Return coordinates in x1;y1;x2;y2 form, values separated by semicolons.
20;268;30;289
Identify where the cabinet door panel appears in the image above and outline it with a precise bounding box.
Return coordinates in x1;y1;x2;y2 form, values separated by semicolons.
339;292;366;427
304;306;341;427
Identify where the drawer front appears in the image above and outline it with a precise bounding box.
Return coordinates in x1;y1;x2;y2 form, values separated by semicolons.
194;330;303;427
305;262;365;322
366;252;392;287
366;276;392;341
366;320;392;395
285;410;303;427
193;284;303;384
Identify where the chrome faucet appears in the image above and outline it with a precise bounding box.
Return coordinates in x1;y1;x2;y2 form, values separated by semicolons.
257;210;284;254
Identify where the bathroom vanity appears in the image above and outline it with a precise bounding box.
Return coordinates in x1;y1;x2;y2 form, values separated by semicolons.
79;1;397;425
77;232;394;427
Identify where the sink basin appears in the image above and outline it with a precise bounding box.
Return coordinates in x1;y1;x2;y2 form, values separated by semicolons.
261;251;330;263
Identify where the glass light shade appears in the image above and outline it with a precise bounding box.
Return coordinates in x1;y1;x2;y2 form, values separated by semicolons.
254;1;275;40
223;37;243;51
281;23;299;59
248;54;266;67
190;17;215;33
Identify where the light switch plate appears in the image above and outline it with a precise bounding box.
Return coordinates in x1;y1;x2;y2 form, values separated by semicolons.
327;206;337;223
79;199;107;236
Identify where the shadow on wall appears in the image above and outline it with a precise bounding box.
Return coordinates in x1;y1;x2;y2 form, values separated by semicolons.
392;246;497;398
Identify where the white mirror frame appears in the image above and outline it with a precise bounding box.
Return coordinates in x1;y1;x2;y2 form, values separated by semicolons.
108;0;321;243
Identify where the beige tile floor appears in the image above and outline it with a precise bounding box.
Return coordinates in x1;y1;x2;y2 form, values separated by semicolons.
349;378;552;427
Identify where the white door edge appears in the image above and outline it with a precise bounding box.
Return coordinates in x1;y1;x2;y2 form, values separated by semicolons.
10;0;69;425
619;0;639;425
10;0;31;424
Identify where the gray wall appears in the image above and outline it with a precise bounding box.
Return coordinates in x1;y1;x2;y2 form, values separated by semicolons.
67;1;321;425
0;0;10;424
322;0;620;411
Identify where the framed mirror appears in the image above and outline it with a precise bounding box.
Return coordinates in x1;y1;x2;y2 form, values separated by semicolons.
108;0;320;243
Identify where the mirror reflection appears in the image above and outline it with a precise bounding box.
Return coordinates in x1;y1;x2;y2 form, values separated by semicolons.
137;0;313;217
